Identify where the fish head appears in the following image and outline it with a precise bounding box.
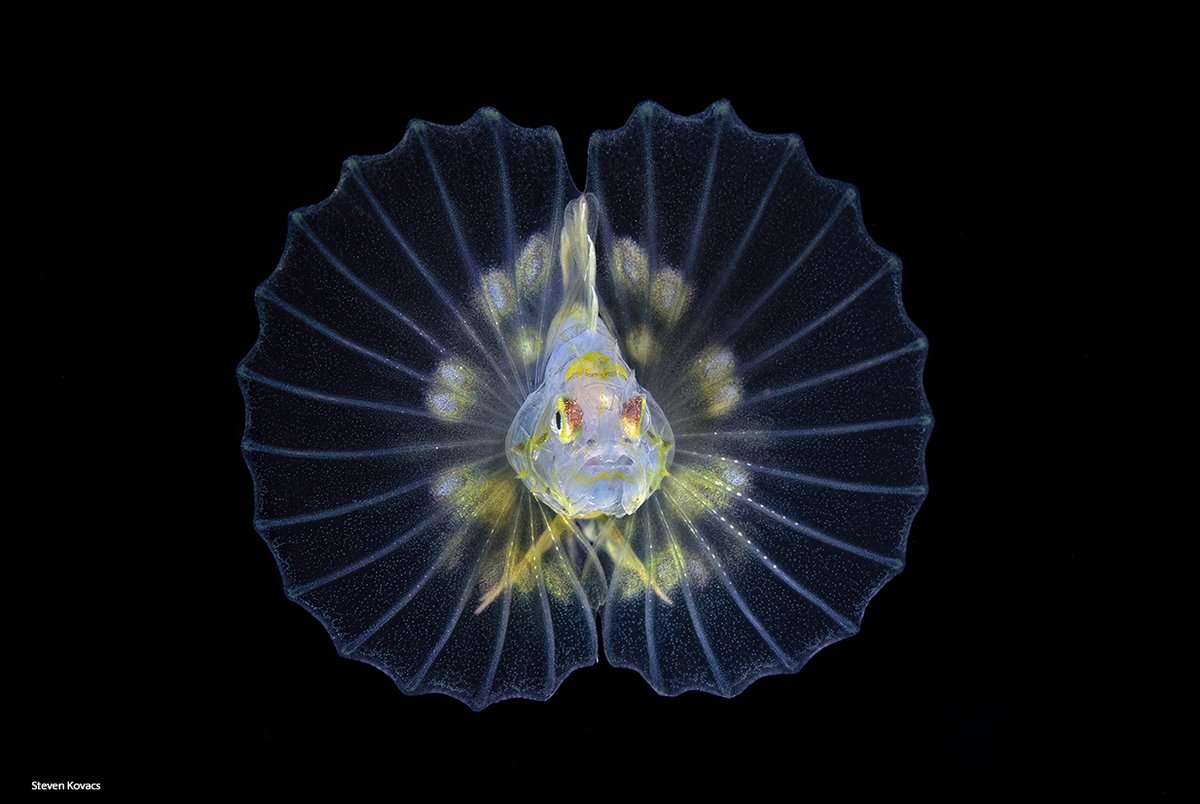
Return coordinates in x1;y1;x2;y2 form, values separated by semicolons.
507;357;673;519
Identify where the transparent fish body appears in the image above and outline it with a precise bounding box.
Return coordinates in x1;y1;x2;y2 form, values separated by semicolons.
239;101;931;709
506;195;674;520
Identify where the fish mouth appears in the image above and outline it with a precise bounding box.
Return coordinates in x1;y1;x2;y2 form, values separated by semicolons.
582;453;636;475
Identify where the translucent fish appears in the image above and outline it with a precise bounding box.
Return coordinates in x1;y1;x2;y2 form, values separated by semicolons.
238;101;931;709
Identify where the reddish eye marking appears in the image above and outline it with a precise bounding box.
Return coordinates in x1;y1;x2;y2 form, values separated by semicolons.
622;395;644;438
562;397;583;434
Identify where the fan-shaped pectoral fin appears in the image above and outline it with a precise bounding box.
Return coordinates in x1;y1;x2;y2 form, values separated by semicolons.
592;517;673;605
475;511;575;614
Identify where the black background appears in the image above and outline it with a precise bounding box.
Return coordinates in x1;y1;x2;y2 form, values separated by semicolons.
30;43;1160;793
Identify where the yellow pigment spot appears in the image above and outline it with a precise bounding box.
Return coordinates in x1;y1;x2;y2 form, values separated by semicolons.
515;234;551;293
476;514;578;613
594;519;674;603
720;464;749;490
564;352;629;381
431;470;467;500
623;326;657;366
436;361;470;391
690;346;743;418
434;472;586;616
671;461;749;513
426;391;464;420
612;238;649;292
650;546;686;597
651;268;693;327
474;474;519;525
697;347;736;380
511;327;542;366
479;271;515;319
432;465;519;525
709;382;742;417
425;358;478;422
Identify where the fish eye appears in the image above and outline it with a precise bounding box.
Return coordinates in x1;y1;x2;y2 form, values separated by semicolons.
622;395;646;440
555;397;582;444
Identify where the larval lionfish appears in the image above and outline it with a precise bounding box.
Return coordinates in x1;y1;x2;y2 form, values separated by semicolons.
239;101;931;709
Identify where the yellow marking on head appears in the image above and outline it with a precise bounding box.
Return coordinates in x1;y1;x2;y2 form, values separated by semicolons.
655;435;673;477
587;470;633;481
510;429;551;487
564;352;629;381
555;397;583;443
